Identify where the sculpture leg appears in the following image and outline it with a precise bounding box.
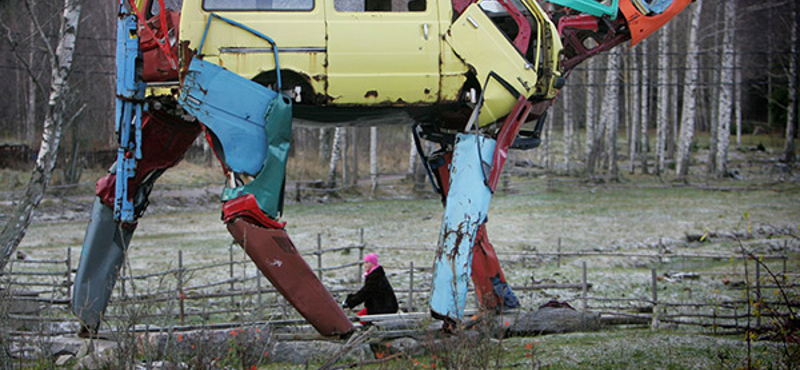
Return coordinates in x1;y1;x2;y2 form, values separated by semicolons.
471;225;519;311
428;146;517;314
72;109;201;334
179;58;353;336
223;196;354;336
430;133;496;322
72;197;134;333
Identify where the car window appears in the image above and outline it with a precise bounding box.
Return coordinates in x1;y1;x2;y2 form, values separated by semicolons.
149;0;183;16
204;0;314;11
334;0;426;12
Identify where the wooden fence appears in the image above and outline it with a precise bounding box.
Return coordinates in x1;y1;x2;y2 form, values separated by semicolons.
1;229;796;337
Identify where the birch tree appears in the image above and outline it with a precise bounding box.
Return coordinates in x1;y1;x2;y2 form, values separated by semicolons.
407;130;418;176
628;47;638;174
601;49;621;181
655;25;670;175
715;0;735;175
369;126;379;197
676;0;703;180
563;86;573;173
640;39;650;174
0;0;83;272
783;0;798;163
540;107;553;169
585;58;599;174
326;126;344;187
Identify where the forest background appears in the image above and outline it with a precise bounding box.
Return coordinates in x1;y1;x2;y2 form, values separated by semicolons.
0;0;797;189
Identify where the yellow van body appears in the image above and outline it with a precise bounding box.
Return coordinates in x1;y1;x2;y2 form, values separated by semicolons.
178;0;562;127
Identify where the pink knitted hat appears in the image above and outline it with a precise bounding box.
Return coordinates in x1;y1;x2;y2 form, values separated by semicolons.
363;253;378;266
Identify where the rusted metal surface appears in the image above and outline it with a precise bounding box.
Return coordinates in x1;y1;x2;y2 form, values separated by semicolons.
227;218;354;336
430;133;496;322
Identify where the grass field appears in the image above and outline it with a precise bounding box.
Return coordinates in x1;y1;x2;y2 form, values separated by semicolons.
2;132;799;369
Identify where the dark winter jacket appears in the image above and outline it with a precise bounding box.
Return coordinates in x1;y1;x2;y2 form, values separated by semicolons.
345;266;398;315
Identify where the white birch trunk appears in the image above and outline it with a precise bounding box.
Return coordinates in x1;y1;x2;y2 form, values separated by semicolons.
734;51;742;147
783;1;798;163
1;0;82;272
543;108;553;169
601;50;620;180
629;46;639;174
327;126;344;187
563;86;573;173
676;0;703;179
407;130;417;175
369;126;378;196
715;0;735;175
585;58;597;173
640;40;650;174
656;26;670;175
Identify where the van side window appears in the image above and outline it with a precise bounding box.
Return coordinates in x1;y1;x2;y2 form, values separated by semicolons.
149;0;182;17
204;0;314;11
334;0;426;12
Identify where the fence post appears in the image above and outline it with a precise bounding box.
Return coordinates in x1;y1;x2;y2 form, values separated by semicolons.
257;271;262;310
657;238;663;269
783;241;788;282
317;233;323;281
557;238;561;268
65;248;72;299
755;260;761;328
229;242;235;307
408;262;414;312
178;250;185;324
651;268;659;329
581;261;587;311
358;230;364;279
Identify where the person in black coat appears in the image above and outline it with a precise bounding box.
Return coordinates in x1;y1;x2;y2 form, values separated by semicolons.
344;253;398;316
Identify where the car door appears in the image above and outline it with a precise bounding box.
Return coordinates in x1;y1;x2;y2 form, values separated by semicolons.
179;0;326;94
325;0;441;105
445;1;541;126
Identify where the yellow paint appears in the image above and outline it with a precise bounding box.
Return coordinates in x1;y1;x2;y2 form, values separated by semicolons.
178;0;563;123
445;3;540;126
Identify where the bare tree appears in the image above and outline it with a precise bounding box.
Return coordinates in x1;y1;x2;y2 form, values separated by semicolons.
326;126;345;187
639;39;650;174
0;0;83;272
715;0;735;175
601;49;621;181
585;58;599;174
369;126;378;197
783;0;798;163
563;85;573;173
676;0;703;180
540;106;553;169
655;25;670;175
628;47;638;174
407;129;417;176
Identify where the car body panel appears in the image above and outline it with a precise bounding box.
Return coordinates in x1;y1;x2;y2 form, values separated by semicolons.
177;0;563;126
326;1;442;105
445;3;539;126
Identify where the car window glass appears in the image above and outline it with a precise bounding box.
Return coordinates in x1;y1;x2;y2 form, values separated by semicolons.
204;0;314;11
149;0;183;16
334;0;425;12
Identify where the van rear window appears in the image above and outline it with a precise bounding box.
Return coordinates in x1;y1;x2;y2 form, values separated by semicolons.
204;0;314;11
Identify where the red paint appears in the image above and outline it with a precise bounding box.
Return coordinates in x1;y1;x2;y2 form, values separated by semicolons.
96;109;201;209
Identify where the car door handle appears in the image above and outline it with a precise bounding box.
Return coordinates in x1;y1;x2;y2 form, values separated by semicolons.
423;23;429;40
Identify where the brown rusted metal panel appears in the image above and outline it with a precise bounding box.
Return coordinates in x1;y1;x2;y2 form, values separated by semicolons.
227;218;354;336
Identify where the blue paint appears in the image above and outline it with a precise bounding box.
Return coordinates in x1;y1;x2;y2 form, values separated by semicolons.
179;59;279;176
430;133;496;321
113;1;145;223
546;0;619;19
641;0;673;14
